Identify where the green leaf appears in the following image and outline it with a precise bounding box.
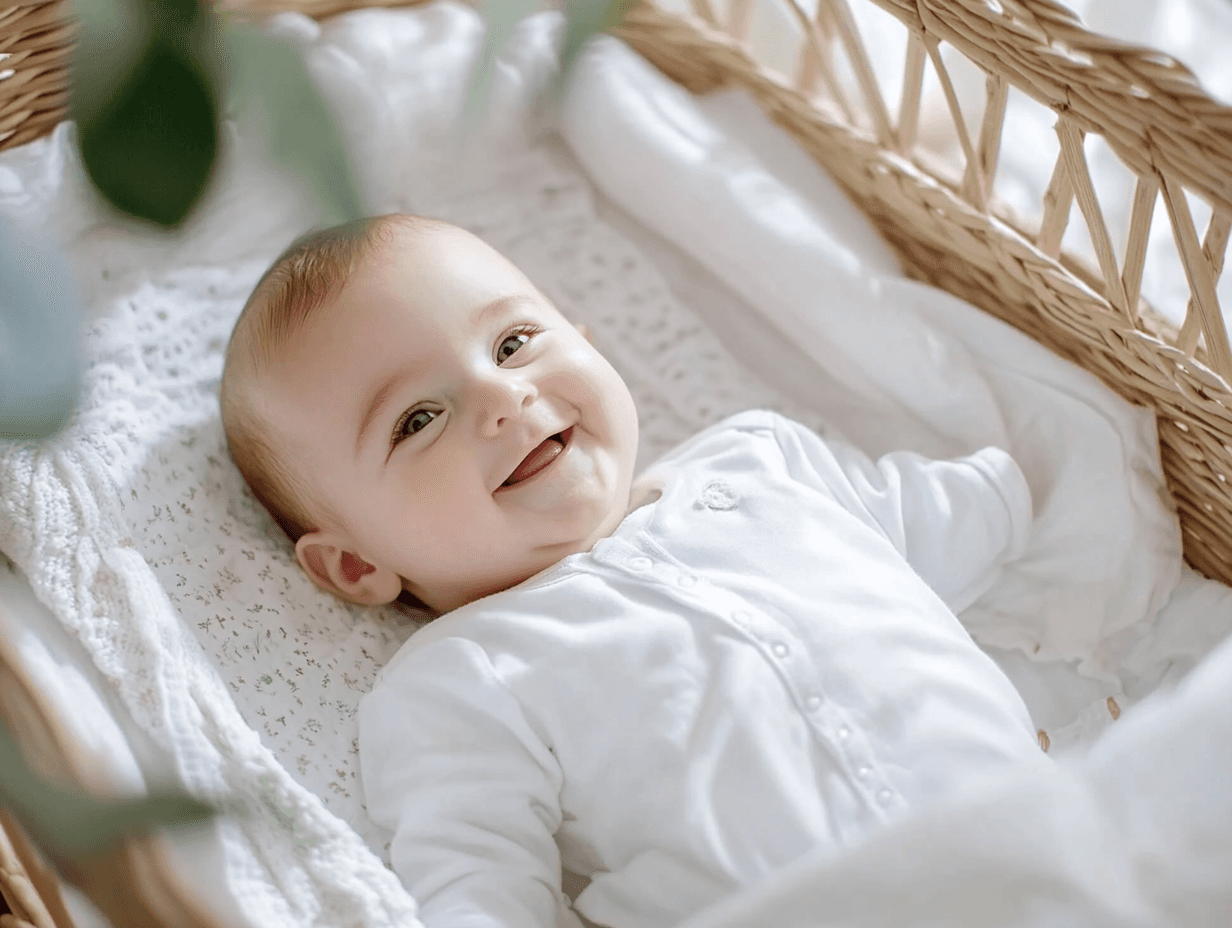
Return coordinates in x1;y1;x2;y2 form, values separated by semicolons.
464;0;542;124
76;40;219;228
464;0;637;122
558;0;636;76
0;219;81;440
71;0;151;118
0;724;215;861
223;25;363;226
71;0;222;228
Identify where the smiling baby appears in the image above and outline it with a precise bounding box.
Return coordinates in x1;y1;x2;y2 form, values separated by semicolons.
222;214;1052;928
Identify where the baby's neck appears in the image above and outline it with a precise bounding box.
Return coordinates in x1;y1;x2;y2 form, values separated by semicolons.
429;486;650;616
627;472;665;514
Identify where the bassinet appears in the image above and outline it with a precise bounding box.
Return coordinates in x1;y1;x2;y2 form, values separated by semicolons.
1;0;1231;924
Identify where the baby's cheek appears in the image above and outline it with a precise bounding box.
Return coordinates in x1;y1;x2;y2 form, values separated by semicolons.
424;482;490;549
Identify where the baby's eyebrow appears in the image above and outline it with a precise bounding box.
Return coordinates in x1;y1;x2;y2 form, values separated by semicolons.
355;373;406;458
473;293;534;328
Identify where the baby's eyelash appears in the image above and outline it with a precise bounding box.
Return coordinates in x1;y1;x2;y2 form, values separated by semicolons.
494;323;542;365
390;407;437;451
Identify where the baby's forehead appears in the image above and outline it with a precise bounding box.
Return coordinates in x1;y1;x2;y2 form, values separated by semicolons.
245;222;547;369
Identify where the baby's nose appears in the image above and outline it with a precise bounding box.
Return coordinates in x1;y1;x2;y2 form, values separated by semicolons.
478;376;535;433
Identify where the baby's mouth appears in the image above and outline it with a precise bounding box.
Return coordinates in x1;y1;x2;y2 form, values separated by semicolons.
501;428;573;487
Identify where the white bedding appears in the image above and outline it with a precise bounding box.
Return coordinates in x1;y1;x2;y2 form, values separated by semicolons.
675;604;1232;928
0;2;1230;925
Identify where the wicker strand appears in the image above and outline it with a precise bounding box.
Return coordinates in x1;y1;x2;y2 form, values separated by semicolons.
729;0;755;41
690;0;719;27
817;0;894;144
896;29;927;152
1204;208;1231;293
0;821;55;928
1178;209;1231;355
1056;116;1133;321
1121;173;1158;326
0;2;72;146
1161;172;1232;384
962;71;1008;206
791;2;822;94
785;0;856;121
924;33;988;212
1037;150;1073;258
793;39;817;93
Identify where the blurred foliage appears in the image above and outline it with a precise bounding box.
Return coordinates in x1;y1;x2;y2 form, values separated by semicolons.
69;0;630;230
466;0;542;121
468;0;636;118
0;722;214;861
70;0;363;228
0;219;81;440
223;23;364;227
72;0;221;227
560;0;636;78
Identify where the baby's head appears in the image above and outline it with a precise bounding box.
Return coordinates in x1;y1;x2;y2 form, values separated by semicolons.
221;215;639;614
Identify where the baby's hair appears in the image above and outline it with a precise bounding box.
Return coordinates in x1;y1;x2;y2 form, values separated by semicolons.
221;212;447;543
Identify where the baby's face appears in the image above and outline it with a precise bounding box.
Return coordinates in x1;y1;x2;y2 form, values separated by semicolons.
257;225;639;612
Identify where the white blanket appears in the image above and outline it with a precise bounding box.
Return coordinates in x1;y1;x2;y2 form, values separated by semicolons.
678;621;1232;928
0;2;1226;925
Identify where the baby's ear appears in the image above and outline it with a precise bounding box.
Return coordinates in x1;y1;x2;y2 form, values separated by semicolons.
295;531;402;606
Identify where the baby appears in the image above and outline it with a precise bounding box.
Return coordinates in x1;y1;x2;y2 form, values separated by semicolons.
221;214;1052;928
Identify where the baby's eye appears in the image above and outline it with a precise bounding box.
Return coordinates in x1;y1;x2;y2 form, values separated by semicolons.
495;328;535;365
392;408;437;447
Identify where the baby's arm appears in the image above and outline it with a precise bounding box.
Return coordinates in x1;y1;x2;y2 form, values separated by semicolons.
774;415;1032;613
359;637;583;928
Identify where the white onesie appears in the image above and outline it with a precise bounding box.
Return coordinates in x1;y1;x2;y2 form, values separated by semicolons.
358;410;1051;928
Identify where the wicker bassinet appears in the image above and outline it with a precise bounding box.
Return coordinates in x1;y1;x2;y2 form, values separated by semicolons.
1;0;1231;924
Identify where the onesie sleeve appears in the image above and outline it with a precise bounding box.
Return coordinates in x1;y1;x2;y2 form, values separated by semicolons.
772;414;1033;613
358;636;583;928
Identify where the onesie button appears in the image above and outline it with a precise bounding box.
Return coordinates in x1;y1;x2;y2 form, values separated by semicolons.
677;574;698;588
804;695;822;712
877;789;893;806
698;480;739;511
629;556;653;571
837;725;850;740
771;642;790;658
731;610;751;623
856;766;872;781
